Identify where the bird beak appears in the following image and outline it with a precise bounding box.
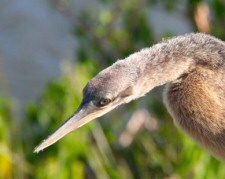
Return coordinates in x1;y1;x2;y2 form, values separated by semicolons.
34;102;113;153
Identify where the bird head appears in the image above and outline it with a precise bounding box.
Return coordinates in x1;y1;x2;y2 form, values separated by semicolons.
34;60;141;153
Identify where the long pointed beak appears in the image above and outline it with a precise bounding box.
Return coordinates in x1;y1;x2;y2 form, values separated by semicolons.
34;103;107;153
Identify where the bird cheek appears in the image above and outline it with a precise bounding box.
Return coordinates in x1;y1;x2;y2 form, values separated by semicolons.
119;86;134;98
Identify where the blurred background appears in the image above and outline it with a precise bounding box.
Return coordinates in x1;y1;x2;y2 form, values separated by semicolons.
0;0;224;178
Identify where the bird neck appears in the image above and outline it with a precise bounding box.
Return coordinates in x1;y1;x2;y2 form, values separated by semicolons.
123;33;225;98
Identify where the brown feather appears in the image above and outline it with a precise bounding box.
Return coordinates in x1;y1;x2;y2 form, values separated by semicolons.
164;66;225;160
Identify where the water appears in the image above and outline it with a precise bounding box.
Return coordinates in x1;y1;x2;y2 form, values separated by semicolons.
0;0;76;116
0;0;192;117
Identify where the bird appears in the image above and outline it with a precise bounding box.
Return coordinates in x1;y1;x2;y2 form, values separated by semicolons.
34;33;225;161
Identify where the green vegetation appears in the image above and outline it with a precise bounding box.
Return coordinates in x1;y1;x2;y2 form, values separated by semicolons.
0;0;225;178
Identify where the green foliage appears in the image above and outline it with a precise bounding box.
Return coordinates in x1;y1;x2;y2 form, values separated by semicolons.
0;97;13;179
1;0;225;178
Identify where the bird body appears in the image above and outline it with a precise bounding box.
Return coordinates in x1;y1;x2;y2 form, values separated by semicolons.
35;33;225;161
165;66;225;160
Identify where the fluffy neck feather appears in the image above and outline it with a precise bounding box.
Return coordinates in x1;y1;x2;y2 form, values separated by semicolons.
120;33;225;98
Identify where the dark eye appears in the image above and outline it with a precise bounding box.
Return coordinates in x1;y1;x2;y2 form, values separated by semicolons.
98;98;111;107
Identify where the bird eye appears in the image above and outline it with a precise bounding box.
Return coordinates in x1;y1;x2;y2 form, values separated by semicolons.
98;98;111;107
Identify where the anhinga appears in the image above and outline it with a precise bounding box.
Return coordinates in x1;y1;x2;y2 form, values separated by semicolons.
34;33;225;161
